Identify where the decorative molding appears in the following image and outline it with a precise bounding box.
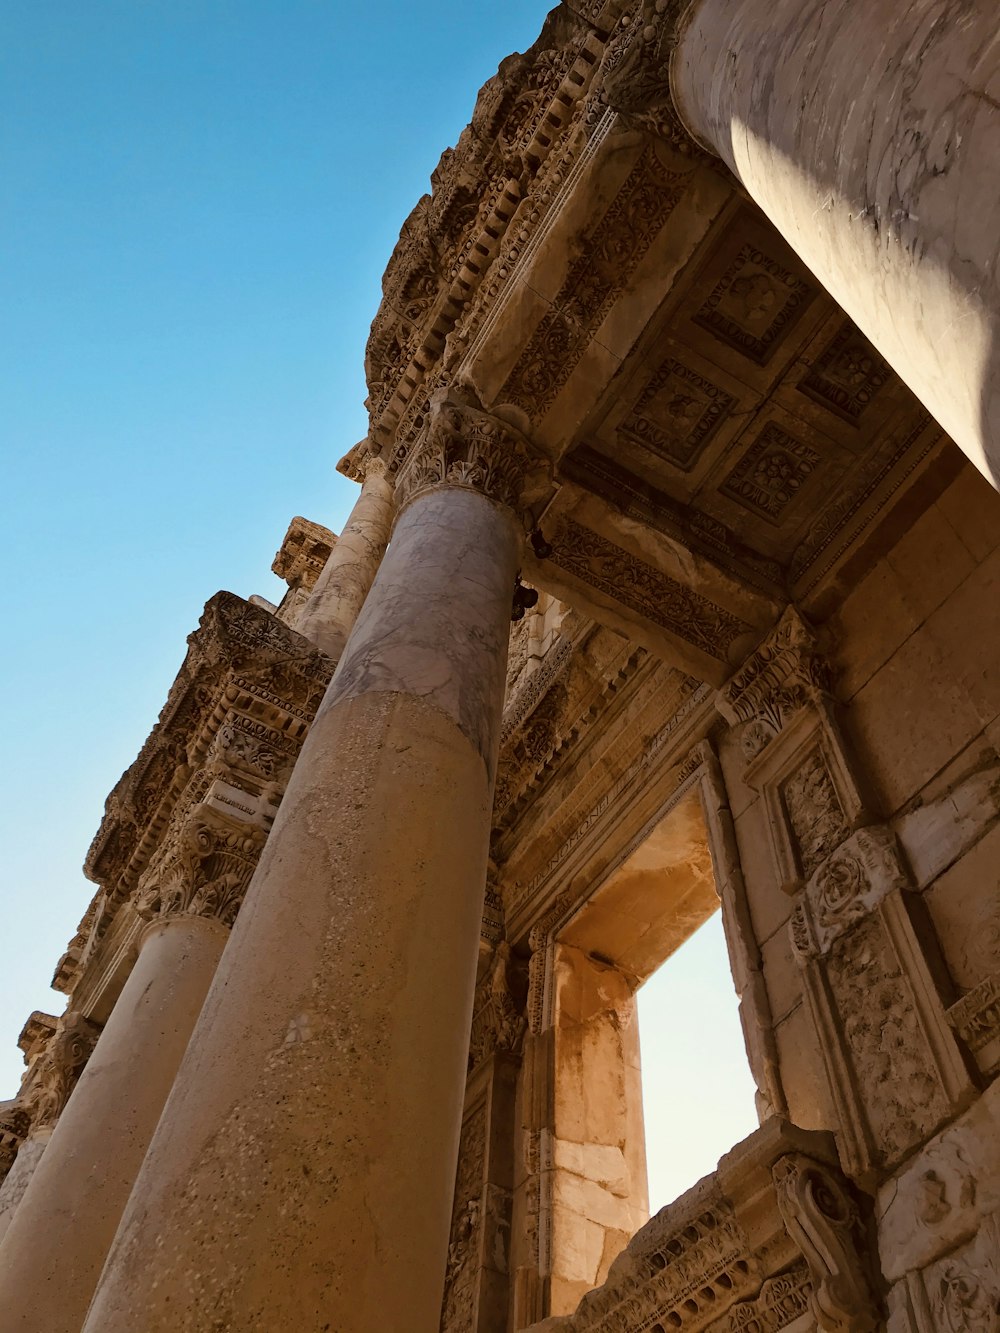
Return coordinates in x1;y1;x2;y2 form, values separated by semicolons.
502;145;690;419
948;971;1000;1061
548;519;752;660
469;941;527;1070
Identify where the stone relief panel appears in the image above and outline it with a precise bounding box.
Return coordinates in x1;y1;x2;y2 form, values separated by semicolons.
719;425;821;527
691;242;814;366
780;748;852;881
798;323;891;426
820;914;953;1172
442;1100;488;1333
616;355;737;472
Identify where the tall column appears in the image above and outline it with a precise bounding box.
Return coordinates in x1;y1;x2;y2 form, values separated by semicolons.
666;0;1000;487
0;913;229;1333
295;451;394;660
83;395;542;1333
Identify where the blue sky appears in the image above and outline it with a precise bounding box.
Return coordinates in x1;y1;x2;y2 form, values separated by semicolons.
0;1;757;1210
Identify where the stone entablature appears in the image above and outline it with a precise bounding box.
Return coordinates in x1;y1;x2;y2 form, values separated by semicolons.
526;1120;879;1333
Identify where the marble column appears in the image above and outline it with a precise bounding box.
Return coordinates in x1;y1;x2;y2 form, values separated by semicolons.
83;397;540;1333
670;0;1000;488
0;914;228;1333
295;452;394;660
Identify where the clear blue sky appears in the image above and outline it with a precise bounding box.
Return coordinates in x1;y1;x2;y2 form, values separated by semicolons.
0;1;757;1210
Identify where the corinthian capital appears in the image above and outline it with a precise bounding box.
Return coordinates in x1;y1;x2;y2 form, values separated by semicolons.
599;0;707;157
24;1013;100;1130
139;803;267;930
397;388;550;521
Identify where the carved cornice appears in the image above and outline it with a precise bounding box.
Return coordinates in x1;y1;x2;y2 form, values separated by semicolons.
270;516;336;595
717;606;831;759
395;388;550;521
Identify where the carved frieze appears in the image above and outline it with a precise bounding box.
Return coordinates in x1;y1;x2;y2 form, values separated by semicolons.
547;520;751;661
502;146;691;419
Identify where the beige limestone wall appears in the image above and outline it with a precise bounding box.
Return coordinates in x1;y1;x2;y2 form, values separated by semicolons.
547;944;648;1316
716;461;1000;1151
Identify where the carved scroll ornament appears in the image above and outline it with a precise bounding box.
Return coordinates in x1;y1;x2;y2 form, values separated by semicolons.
23;1013;100;1131
772;1154;880;1332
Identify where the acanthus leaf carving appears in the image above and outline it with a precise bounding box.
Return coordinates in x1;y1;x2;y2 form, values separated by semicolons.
23;1012;101;1131
397;387;550;519
717;607;831;760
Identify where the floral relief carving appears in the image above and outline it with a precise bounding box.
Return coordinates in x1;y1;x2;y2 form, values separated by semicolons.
549;519;751;661
469;940;527;1070
720;425;821;525
781;750;851;880
826;917;947;1163
139;804;267;929
793;826;910;957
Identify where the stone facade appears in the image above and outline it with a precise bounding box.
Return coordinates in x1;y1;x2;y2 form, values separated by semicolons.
3;2;1000;1329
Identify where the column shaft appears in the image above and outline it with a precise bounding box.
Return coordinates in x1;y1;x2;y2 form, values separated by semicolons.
0;916;227;1333
673;0;1000;487
295;458;394;659
83;485;521;1333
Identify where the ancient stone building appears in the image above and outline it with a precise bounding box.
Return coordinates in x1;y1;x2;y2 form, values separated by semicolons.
2;2;1000;1330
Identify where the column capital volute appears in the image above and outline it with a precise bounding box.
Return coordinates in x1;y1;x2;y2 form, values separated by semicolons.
137;803;267;931
396;387;551;525
598;0;711;159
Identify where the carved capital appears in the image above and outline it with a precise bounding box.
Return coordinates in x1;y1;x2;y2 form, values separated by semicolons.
598;0;706;156
468;940;527;1070
23;1013;100;1130
0;1105;30;1183
139;803;267;929
396;388;549;520
718;607;832;759
773;1153;880;1332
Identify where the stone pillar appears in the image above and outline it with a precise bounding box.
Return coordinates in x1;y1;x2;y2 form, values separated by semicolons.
0;915;228;1333
295;452;394;660
83;396;542;1333
668;0;1000;487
